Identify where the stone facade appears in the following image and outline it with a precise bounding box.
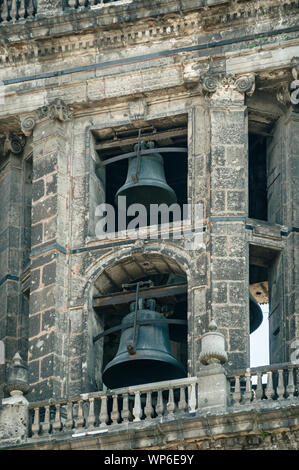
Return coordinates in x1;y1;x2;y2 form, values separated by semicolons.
0;0;298;451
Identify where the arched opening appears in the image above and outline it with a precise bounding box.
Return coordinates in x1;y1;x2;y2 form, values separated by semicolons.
91;251;188;390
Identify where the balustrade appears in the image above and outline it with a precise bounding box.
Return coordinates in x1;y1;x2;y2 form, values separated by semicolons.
228;363;298;406
28;377;197;439
0;0;36;23
27;363;299;441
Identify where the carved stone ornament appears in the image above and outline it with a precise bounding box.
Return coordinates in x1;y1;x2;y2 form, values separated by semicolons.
199;320;228;366
3;132;26;156
20;115;37;137
20;99;72;136
37;98;73;122
200;73;255;96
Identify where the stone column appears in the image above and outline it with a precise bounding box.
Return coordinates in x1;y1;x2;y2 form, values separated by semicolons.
188;97;211;376
20;100;72;401
0;133;26;387
207;74;255;369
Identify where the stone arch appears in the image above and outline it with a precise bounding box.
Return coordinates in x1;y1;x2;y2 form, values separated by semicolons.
81;242;193;393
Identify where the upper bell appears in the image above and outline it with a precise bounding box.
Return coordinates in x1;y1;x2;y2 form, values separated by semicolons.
115;141;177;208
102;299;186;390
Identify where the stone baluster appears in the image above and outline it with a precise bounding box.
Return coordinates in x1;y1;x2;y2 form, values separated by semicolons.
75;400;85;429
99;395;109;427
53;404;62;433
111;395;120;424
156;390;164;417
276;369;285;399
18;0;26;19
255;372;263;400
87;397;96;428
286;366;295;398
133;391;142;422
0;0;9;22
188;382;197;413
178;386;187;413
78;0;86;7
65;401;74;430
121;394;130;423
166;388;175;417
144;391;154;421
10;0;17;20
68;0;77;8
31;407;41;436
232;375;241;405
42;405;51;435
27;0;35;18
244;369;252;404
265;371;275;400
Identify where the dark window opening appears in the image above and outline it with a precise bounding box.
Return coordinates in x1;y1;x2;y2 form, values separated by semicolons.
248;133;268;221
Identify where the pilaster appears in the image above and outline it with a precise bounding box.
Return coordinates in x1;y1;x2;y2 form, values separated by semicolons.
21;99;72;400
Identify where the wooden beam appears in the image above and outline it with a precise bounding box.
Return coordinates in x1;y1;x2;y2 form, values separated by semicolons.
94;128;187;151
93;283;187;309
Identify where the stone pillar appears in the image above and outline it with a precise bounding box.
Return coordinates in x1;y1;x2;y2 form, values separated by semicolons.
207;74;255;369
21;100;72;401
188;98;211;376
197;320;228;411
0;134;27;387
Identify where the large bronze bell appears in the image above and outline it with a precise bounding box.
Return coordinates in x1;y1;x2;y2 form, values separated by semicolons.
250;295;264;334
115;141;177;209
102;299;186;390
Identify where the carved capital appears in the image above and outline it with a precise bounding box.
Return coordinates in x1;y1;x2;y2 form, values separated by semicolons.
20;99;72;137
200;73;255;96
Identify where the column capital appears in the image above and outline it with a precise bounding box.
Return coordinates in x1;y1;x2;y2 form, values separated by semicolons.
0;131;26;156
20;98;73;137
182;64;255;97
201;72;256;96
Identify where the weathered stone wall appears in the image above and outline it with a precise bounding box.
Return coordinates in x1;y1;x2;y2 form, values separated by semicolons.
0;0;298;405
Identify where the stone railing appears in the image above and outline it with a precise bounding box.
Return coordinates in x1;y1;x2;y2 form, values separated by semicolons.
0;0;37;23
228;362;298;406
1;350;299;447
64;0;131;10
28;377;198;439
26;363;299;441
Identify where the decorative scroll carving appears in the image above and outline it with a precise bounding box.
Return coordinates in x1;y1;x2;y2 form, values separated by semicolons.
200;73;256;96
20;99;72;136
20;115;37;137
2;132;26;156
